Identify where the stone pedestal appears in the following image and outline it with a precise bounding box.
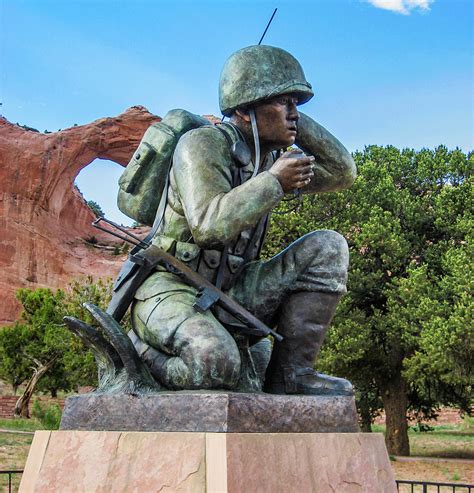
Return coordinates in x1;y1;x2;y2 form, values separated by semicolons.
20;431;396;492
20;393;397;492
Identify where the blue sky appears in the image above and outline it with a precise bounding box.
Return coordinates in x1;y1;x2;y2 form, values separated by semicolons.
1;0;472;225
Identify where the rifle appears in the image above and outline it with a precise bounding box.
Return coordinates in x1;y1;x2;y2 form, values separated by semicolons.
93;217;283;342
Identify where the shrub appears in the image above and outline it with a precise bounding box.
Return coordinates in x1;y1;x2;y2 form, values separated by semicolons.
32;400;62;430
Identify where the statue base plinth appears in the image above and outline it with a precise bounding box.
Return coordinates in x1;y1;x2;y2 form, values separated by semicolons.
20;430;396;492
60;391;359;433
21;393;396;491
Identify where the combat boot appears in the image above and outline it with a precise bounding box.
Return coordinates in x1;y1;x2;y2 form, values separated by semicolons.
263;291;353;396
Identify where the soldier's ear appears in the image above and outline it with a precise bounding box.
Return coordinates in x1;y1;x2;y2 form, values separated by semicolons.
235;108;251;123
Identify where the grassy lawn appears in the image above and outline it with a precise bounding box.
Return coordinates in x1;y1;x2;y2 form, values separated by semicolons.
410;426;474;460
0;417;44;433
373;423;474;460
0;418;42;469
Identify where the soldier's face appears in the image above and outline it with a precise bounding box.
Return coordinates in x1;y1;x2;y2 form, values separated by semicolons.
254;94;300;149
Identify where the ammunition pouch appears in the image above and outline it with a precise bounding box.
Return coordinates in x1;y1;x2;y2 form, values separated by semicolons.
172;240;245;291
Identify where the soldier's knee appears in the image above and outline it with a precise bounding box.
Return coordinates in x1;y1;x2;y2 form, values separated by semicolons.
305;230;348;264
193;341;241;390
177;316;241;389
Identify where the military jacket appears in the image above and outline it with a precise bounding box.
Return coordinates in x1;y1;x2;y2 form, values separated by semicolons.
148;124;280;288
150;113;357;289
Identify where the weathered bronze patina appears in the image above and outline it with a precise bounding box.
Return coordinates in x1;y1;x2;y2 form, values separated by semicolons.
65;45;357;396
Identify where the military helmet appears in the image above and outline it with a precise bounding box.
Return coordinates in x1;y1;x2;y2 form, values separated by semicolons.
219;45;314;116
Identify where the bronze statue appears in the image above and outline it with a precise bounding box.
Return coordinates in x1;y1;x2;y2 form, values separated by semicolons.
65;45;356;396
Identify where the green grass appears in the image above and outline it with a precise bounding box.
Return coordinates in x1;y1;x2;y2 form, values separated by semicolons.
0;431;33;474
372;423;474;459
460;415;474;433
0;420;38;474
0;417;44;432
0;433;32;448
0;420;37;491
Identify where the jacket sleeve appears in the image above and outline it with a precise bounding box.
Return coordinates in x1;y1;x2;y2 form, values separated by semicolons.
172;127;284;249
296;112;357;193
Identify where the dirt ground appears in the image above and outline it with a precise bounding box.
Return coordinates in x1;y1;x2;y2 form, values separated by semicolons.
392;458;474;483
375;407;466;426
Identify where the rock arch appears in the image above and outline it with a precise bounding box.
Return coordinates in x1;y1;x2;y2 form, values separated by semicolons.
0;106;160;324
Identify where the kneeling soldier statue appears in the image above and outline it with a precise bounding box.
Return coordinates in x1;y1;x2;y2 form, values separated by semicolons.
66;45;357;396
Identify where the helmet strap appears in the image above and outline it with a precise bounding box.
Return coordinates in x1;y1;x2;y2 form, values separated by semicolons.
249;108;260;178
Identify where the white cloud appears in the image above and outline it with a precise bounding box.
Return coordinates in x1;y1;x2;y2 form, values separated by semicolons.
366;0;433;14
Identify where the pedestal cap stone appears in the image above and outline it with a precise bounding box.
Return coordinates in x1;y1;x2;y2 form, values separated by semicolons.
60;391;359;433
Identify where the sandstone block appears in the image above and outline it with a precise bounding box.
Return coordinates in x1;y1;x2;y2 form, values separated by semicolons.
20;431;397;492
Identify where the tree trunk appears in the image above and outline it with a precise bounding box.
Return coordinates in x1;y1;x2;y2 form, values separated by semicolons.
14;360;56;418
381;375;410;456
359;409;373;433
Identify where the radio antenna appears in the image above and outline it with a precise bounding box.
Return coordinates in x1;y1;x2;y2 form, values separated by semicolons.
258;8;278;45
221;8;278;122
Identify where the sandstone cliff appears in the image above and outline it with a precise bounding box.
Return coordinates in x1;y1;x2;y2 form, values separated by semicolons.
0;106;161;324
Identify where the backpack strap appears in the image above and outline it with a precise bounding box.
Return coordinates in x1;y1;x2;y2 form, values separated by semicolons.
111;165;171;293
215;122;252;169
134;169;170;252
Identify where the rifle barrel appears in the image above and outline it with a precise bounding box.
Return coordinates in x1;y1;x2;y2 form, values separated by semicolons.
92;217;150;249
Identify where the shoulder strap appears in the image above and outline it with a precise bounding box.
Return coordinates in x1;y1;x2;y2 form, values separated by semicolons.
213;122;249;290
215;129;243;289
215;122;252;169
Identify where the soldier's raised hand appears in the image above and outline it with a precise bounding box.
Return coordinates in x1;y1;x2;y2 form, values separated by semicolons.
269;149;315;193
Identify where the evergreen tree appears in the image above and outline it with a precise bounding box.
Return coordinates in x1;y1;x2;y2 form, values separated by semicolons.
263;145;473;455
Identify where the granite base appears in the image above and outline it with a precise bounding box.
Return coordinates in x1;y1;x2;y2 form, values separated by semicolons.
60;391;359;433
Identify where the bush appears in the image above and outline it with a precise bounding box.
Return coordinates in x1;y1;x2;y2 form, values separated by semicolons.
460;415;474;432
32;400;62;430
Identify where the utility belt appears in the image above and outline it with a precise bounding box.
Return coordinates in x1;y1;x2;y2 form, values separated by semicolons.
153;236;247;292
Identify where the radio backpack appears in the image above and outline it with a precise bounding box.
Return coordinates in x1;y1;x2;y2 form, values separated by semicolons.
118;109;210;226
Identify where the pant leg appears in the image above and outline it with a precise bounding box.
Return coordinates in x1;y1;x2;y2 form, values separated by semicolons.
132;271;241;390
229;230;349;324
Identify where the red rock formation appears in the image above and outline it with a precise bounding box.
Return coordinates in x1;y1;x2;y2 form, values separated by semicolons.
0;106;161;324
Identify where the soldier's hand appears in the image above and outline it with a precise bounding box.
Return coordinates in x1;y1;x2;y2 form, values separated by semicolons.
269;149;315;194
